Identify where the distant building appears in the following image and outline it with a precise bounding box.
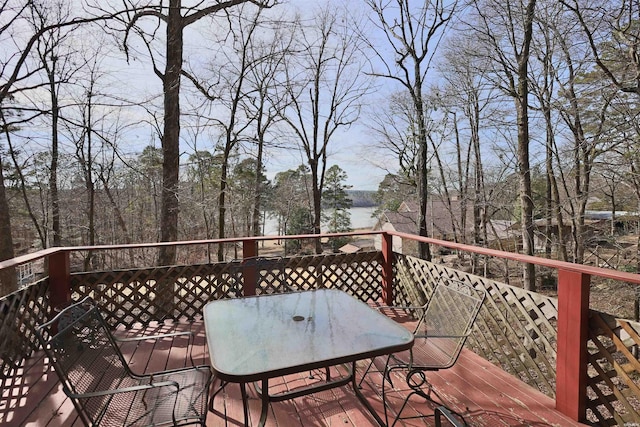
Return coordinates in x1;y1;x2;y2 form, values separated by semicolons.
373;198;516;254
339;243;361;254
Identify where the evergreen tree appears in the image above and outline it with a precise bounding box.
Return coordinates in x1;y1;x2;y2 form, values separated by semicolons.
322;165;352;251
271;165;313;253
374;173;416;215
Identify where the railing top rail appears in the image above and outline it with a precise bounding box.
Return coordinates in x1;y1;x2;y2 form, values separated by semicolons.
0;231;381;270
389;231;640;285
2;229;640;286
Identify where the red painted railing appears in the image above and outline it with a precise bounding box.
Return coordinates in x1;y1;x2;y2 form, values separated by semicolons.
389;231;640;422
2;229;639;423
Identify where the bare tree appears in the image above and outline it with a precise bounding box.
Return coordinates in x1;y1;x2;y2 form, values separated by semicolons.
528;1;569;261
183;4;275;260
466;0;538;290
280;5;371;254
364;0;457;261
63;38;127;269
560;0;640;267
437;36;497;264
561;0;640;96
181;115;221;242
118;0;276;267
29;0;82;248
0;1;134;296
0;117;19;293
367;92;422;185
244;14;292;240
549;16;607;264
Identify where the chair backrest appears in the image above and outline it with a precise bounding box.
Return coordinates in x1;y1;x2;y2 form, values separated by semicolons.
230;256;289;295
35;297;133;425
412;279;486;369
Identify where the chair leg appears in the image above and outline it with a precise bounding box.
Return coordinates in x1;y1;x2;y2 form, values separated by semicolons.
383;364;419;427
398;370;467;426
380;367;470;427
358;355;395;389
435;406;465;427
357;358;376;388
208;377;229;411
240;382;250;426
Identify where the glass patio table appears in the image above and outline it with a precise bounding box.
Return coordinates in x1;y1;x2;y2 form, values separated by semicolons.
203;288;414;426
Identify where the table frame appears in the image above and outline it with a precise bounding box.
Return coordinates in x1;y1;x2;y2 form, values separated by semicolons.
203;289;414;426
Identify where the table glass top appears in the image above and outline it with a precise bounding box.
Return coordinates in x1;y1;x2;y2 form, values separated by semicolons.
203;289;413;380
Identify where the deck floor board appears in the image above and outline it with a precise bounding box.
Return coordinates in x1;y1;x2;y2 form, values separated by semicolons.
2;316;587;427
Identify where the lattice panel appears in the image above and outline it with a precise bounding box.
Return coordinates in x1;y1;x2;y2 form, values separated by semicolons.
586;311;640;426
71;262;240;327
283;251;384;302
70;252;384;328
227;258;289;296
393;254;558;398
0;279;49;389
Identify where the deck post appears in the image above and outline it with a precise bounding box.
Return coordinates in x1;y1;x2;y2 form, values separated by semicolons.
242;240;257;296
555;268;589;421
381;232;394;305
48;250;71;312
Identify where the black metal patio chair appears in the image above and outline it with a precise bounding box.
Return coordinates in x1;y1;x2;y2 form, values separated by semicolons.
363;278;486;426
35;297;212;427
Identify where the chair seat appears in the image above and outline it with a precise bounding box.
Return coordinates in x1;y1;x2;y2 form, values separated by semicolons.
390;336;461;371
95;367;211;427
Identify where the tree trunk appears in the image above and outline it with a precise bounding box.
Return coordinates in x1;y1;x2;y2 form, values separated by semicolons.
516;0;537;291
158;0;182;268
156;0;183;317
415;71;431;261
217;157;229;261
83;89;96;271
0;149;16;296
49;59;61;248
312;162;323;254
252;128;265;238
517;90;536;290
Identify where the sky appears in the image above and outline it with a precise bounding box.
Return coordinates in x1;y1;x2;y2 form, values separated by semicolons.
12;0;397;192
112;0;396;192
262;124;393;191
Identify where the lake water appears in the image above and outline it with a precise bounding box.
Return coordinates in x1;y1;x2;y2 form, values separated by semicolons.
263;206;378;235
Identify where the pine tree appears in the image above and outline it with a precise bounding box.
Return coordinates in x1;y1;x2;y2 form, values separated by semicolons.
322;165;353;251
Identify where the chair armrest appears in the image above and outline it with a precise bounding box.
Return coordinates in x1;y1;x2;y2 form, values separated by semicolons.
415;331;472;339
68;380;180;399
114;331;193;343
376;305;426;311
435;406;464;427
115;330;197;367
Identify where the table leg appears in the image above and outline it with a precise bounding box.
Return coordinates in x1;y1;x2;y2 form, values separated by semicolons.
352;361;387;427
258;378;269;427
240;382;250;426
239;380;270;426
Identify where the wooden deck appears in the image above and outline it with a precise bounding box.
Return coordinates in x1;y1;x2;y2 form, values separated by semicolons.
2;316;588;427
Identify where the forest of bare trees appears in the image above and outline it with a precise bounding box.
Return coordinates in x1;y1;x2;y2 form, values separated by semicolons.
1;0;640;297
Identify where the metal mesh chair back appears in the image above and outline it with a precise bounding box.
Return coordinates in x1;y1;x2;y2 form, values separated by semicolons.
377;279;486;426
38;300;132;424
409;279;485;370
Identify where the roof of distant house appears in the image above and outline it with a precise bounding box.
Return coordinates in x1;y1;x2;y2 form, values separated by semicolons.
376;197;515;241
339;243;362;254
377;211;417;234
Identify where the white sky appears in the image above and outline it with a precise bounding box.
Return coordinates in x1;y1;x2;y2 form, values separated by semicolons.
11;0;399;192
117;0;395;191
